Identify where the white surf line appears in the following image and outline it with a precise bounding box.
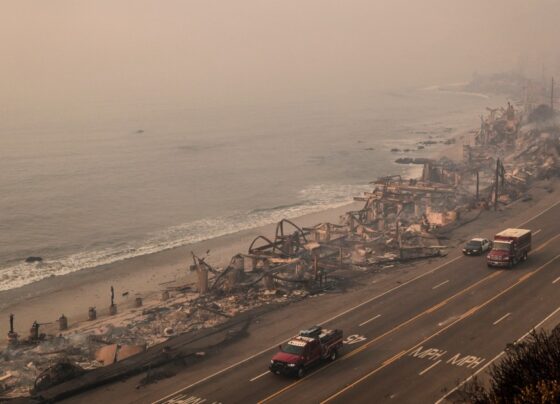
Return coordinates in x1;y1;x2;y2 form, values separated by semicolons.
152;255;463;404
533;229;542;236
250;371;270;382
553;276;560;284
492;312;511;325
359;314;381;327
154;201;560;404
435;304;560;404
418;359;441;376
432;280;449;290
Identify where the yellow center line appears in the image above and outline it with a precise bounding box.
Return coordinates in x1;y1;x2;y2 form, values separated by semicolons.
257;270;502;403
259;232;560;404
342;271;501;361
382;350;407;367
533;232;560;252
321;253;560;403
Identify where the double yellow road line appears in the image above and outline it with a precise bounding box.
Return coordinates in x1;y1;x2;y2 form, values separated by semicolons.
259;270;502;403
259;233;560;404
322;252;560;403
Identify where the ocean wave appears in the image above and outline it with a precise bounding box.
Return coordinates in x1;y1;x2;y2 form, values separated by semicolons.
440;90;490;99
420;83;489;99
0;183;371;291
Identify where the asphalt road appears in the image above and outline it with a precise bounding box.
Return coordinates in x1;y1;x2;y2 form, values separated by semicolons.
135;199;560;404
66;197;560;404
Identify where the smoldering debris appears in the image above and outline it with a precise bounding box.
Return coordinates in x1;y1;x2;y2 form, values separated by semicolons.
2;101;559;400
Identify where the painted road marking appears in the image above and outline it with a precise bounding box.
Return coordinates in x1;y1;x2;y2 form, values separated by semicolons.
418;360;441;376
533;229;542;236
493;312;511;325
533;233;560;253
152;254;462;404
409;346;485;369
155;203;560;404
320;254;560;404
437;316;459;327
250;371;270;382
359;314;381;327
344;334;368;345
345;272;500;360
409;346;446;361
259;271;502;404
154;253;473;404
518;199;560;227
161;394;220;404
553;276;560;284
436;304;560;404
432;280;449;289
446;353;485;369
317;255;463;325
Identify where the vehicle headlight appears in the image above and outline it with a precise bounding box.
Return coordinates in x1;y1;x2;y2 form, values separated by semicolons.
287;363;296;367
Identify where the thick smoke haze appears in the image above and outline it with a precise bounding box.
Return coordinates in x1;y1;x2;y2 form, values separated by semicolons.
1;0;559;111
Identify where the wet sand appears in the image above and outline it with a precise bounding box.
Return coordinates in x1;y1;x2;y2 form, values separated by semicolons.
0;202;361;339
0;126;470;341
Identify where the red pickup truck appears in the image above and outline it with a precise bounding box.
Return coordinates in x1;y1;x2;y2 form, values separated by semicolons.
487;228;532;268
269;326;343;378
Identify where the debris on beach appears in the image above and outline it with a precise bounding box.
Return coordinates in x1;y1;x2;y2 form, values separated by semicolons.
1;98;559;400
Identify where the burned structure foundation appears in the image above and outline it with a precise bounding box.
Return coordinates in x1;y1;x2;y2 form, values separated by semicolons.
1;101;559;400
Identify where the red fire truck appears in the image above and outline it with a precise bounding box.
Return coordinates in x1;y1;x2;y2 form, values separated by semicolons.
269;326;343;378
487;228;532;268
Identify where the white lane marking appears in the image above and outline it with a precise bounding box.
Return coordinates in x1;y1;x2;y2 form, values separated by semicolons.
359;314;381;327
518;199;560;226
152;255;468;404
553;276;560;284
154;201;560;404
160;394;219;404
344;334;368;345
492;312;511;325
436;304;560;404
533;229;542;236
446;353;485;369
318;256;462;325
249;371;269;382
432;280;449;290
410;346;446;361
418;359;441;376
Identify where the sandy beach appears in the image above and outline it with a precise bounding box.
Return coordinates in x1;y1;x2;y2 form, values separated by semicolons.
0;121;474;341
0;201;362;339
0;121;477;342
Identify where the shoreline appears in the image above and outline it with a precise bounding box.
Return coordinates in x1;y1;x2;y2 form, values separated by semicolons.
0;201;362;337
0;103;485;338
0;91;505;294
0;161;436;340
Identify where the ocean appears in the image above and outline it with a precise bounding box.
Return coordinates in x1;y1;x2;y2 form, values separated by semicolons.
0;88;498;290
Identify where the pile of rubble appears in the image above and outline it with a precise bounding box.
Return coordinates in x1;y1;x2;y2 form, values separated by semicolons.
0;282;305;398
2;101;558;400
508;127;560;182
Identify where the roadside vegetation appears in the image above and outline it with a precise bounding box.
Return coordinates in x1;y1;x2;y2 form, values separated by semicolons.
458;326;560;403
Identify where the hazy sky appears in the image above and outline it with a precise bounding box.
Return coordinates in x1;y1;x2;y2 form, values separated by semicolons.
1;0;559;110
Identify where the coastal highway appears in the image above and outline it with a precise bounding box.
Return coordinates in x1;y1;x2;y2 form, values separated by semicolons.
145;200;560;404
67;198;560;404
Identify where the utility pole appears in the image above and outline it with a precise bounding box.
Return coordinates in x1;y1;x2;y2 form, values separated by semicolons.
476;169;479;201
552;77;555;111
494;158;500;211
